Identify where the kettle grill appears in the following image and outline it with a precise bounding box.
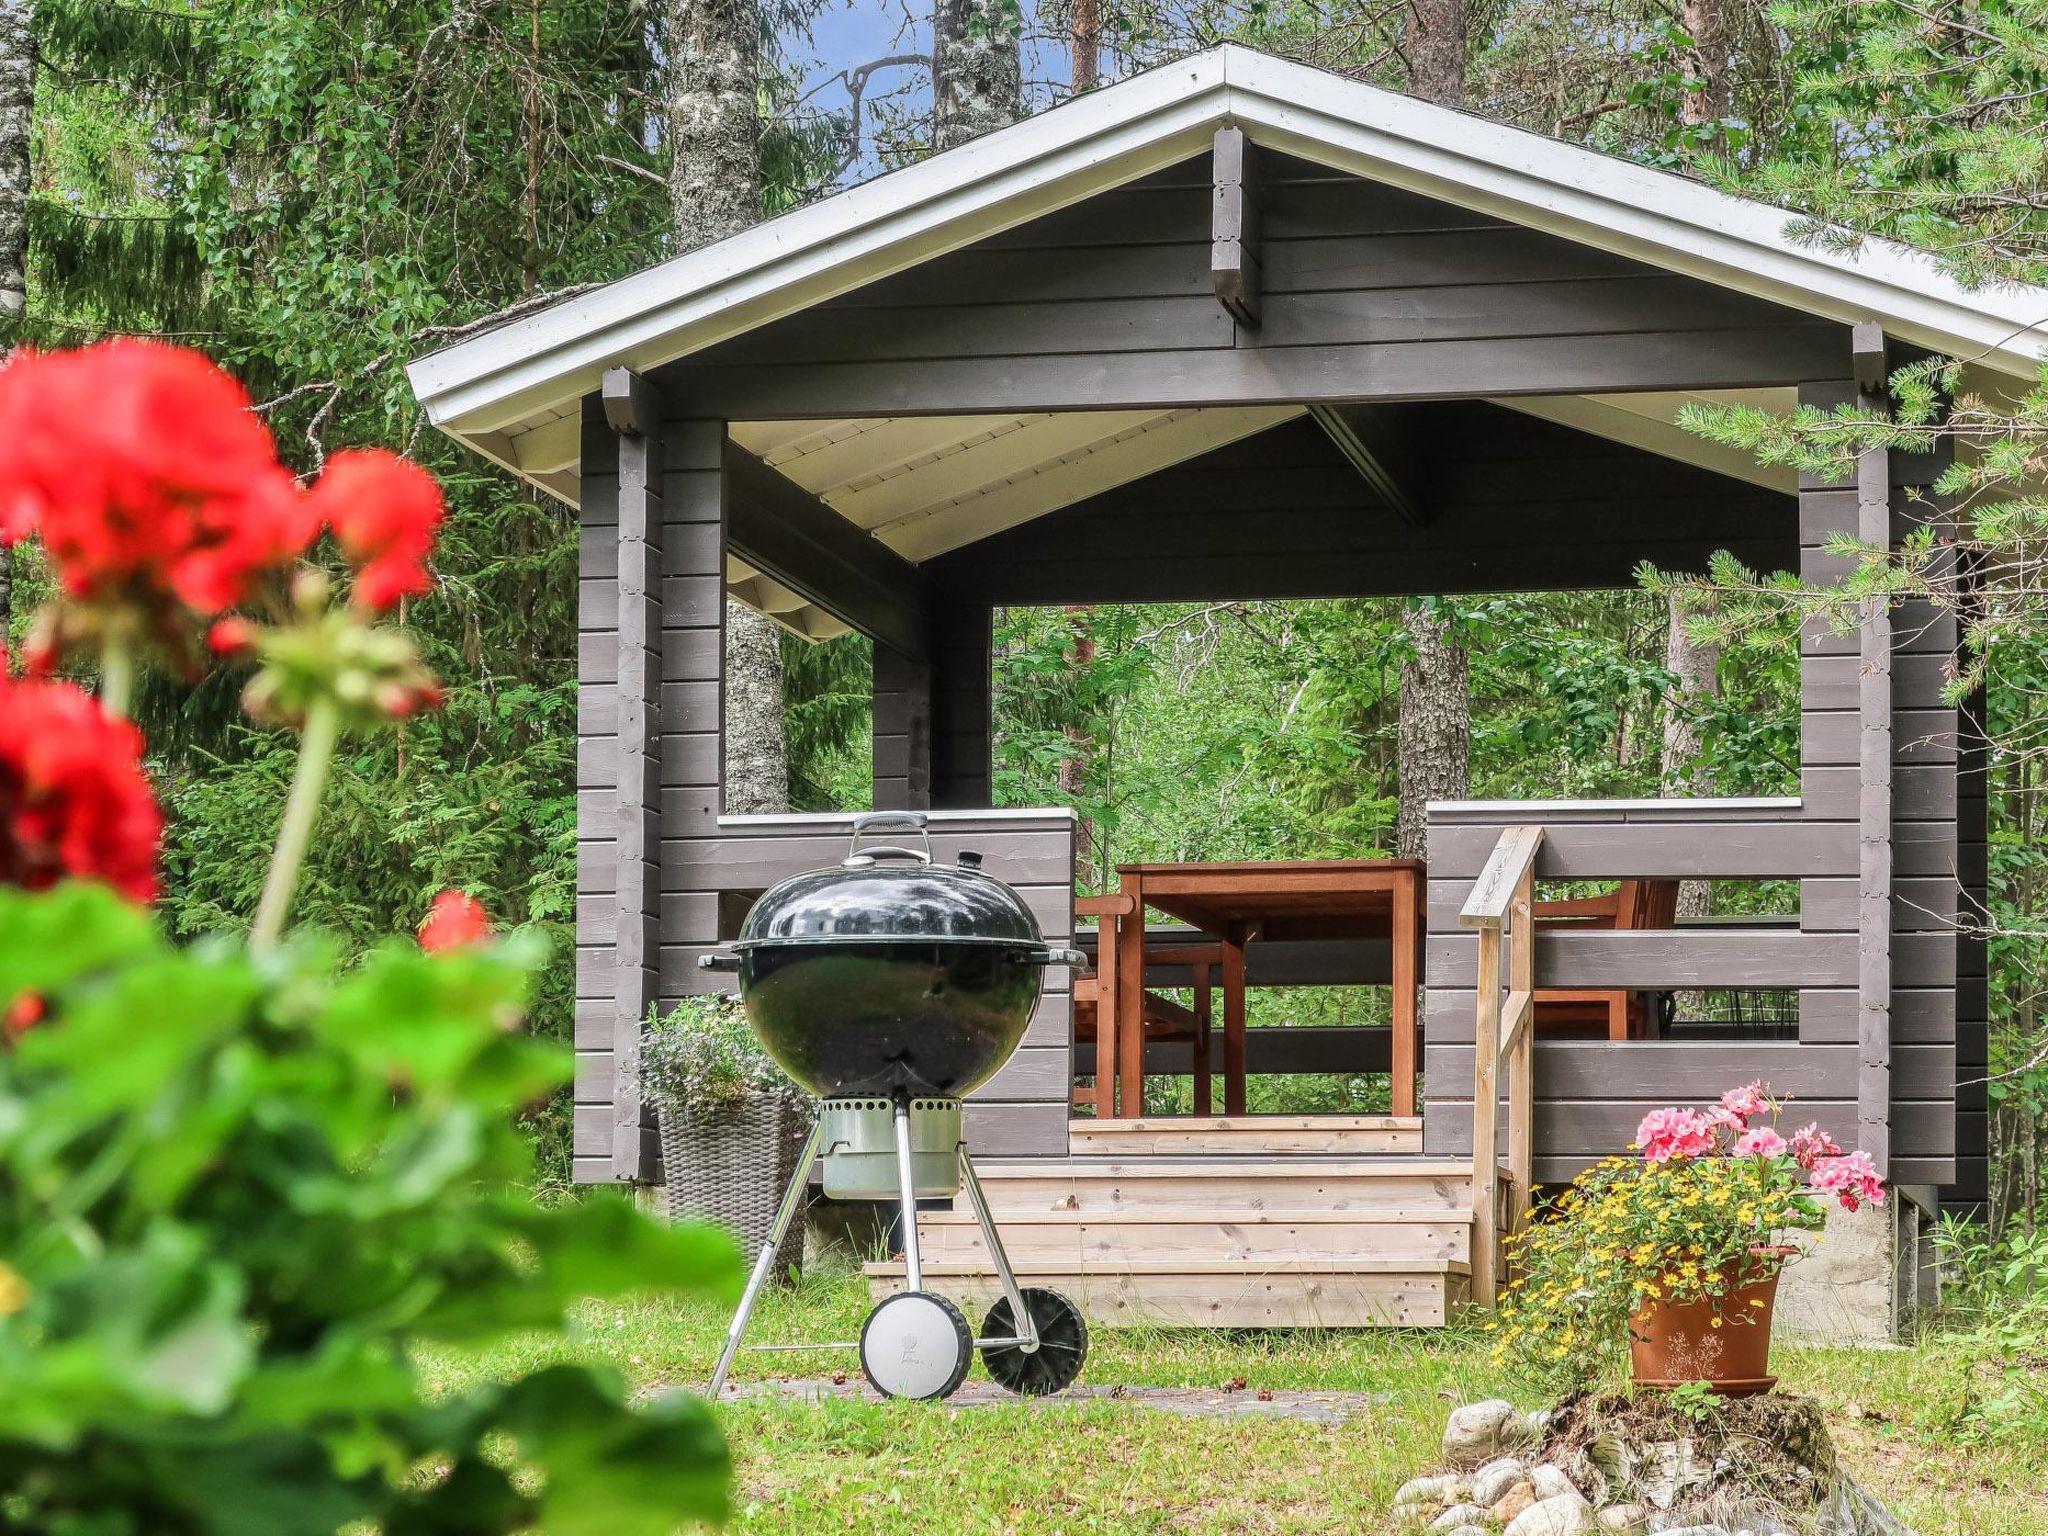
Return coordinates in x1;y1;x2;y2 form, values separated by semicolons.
699;812;1091;1401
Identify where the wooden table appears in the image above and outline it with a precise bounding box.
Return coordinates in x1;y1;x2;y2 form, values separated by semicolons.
1103;859;1425;1119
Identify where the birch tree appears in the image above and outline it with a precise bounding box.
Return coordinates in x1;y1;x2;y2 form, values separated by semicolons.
1393;13;1471;858
933;0;1020;150
0;0;27;642
661;0;789;814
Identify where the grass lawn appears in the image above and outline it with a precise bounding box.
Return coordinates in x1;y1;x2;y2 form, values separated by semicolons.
427;1264;2044;1533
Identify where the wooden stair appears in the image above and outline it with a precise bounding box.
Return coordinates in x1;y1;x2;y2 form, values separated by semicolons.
865;1124;1480;1328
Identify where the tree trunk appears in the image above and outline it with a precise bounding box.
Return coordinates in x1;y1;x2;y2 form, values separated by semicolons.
933;0;1020;150
1070;0;1101;92
1662;592;1721;1017
1395;603;1469;861
1678;0;1732;134
660;0;790;814
0;0;24;340
0;0;29;647
1391;0;1470;867
1403;0;1467;108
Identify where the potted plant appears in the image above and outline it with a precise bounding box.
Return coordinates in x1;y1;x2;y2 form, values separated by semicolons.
1489;1082;1885;1396
643;993;815;1278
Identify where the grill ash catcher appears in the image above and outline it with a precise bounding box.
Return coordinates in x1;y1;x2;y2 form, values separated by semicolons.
698;812;1091;1401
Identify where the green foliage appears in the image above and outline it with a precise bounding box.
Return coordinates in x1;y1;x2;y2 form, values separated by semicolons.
642;992;812;1119
1925;1217;2048;1443
0;882;741;1531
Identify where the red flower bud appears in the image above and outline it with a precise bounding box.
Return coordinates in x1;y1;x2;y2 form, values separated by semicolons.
306;449;444;614
4;992;44;1039
207;617;259;658
419;889;490;952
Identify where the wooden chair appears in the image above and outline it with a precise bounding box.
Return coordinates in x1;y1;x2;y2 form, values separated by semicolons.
1530;878;1680;1041
1070;897;1216;1116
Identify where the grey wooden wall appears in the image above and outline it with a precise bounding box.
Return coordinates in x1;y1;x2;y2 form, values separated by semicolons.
577;396;1074;1180
1421;372;1963;1185
651;155;1852;420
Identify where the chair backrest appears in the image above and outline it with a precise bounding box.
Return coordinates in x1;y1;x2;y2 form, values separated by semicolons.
1619;878;1681;931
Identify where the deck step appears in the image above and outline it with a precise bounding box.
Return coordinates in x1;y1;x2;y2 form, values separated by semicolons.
916;1208;1470;1266
961;1157;1480;1217
1068;1115;1422;1157
866;1259;1468;1328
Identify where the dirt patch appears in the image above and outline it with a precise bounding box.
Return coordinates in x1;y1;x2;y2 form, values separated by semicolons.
722;1376;1392;1424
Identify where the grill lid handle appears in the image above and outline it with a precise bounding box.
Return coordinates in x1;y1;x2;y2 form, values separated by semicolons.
845;810;933;868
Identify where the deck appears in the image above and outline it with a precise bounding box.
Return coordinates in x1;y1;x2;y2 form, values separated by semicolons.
866;1117;1493;1328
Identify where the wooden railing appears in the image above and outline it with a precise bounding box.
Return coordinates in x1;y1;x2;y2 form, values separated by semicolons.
1459;825;1544;1307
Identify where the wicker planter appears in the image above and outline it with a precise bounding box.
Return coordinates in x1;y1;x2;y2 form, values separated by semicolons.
658;1096;809;1282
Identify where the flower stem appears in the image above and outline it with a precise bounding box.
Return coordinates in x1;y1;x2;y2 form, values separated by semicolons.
251;697;341;954
99;638;134;720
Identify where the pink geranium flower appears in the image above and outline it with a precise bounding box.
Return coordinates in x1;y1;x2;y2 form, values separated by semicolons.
1717;1080;1770;1127
1636;1106;1718;1164
1810;1150;1886;1212
1787;1122;1843;1171
1733;1126;1788;1159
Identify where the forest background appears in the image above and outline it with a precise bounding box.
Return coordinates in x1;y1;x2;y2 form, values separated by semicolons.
1;0;2040;1227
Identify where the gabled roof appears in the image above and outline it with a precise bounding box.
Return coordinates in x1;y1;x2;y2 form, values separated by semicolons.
410;42;2048;471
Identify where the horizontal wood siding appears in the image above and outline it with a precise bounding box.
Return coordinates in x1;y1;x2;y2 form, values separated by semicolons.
929;407;1795;605
1422;801;1859;1174
653;156;1850;419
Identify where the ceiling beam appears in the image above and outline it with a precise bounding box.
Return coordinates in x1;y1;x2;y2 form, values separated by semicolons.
1211;126;1262;328
1307;402;1431;526
723;441;932;661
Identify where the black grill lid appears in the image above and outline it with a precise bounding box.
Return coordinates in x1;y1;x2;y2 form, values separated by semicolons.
734;812;1044;949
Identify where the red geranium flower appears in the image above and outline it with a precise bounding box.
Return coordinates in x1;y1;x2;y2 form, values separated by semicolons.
307;449;444;612
0;670;162;902
0;341;315;620
419;890;490;952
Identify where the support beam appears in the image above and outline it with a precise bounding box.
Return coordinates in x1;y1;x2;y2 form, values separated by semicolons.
1211;125;1262;327
1307;402;1431;526
601;367;663;1183
1852;322;1894;1175
723;441;932;661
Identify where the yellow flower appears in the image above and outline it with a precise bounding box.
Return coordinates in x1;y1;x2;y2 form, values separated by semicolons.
0;1262;26;1317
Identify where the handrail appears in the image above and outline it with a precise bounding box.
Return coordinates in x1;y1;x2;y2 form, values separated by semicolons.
1463;825;1544;1308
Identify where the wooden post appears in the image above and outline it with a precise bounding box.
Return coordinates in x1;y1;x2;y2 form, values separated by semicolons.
1508;864;1535;1238
1472;921;1503;1307
1222;922;1249;1116
603;369;663;1186
1193;964;1213;1116
1852;323;1894;1176
1094;903;1120;1120
1391;865;1418;1118
1116;871;1147;1118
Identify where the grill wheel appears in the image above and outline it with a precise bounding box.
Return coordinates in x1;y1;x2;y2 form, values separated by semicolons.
979;1288;1090;1397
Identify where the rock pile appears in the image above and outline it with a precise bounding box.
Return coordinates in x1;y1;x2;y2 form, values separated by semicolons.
1391;1395;1907;1536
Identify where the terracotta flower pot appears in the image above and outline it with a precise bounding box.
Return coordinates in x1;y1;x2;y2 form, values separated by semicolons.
1629;1250;1789;1398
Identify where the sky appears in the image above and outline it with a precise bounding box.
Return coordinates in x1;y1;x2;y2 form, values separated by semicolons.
784;0;1076;185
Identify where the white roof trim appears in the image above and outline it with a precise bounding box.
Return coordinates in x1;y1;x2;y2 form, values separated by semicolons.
411;43;2048;454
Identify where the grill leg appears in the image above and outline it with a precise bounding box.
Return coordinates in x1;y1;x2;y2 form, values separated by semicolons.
960;1145;1039;1352
892;1094;924;1292
708;1119;822;1398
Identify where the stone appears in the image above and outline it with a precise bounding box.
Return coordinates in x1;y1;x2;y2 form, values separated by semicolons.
1506;1496;1593;1536
1531;1464;1582;1502
1394;1474;1461;1513
1447;1529;1489;1536
1431;1506;1488;1530
1596;1504;1648;1532
1654;1527;1731;1536
1492;1485;1538;1526
1444;1399;1523;1467
1472;1457;1528;1508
